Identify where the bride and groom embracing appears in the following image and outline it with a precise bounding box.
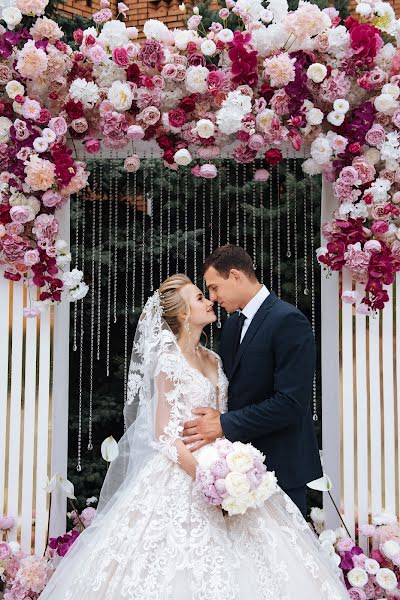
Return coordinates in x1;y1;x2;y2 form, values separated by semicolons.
40;245;348;599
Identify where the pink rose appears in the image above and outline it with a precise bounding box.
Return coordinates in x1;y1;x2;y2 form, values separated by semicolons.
71;118;88;133
219;8;230;18
24;249;40;266
42;190;63;208
207;70;224;89
254;169;270;182
199;164;217;179
339;166;360;186
168;108;186;129
352;156;376;184
248;134;264;151
0;515;15;530
112;47;129;68
48;117;68;137
127;125;144;141
392;109;400;129
191;165;201;177
84;138;101;154
371;220;389;235
162;64;177;80
348;589;366;600
365;124;386;147
138;106;160;126
0;542;11;560
124;155;140;173
10;205;34;224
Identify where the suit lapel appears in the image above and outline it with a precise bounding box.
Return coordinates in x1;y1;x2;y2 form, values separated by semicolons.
229;291;278;379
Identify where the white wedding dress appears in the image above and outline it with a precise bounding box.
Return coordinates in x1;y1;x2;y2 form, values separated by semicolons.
40;294;348;600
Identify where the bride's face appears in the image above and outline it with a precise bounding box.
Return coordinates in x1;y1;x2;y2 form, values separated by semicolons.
179;284;216;328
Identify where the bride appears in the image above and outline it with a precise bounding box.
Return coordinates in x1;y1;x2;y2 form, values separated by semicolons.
40;274;348;599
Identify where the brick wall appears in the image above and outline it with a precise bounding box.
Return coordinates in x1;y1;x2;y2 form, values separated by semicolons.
348;0;400;15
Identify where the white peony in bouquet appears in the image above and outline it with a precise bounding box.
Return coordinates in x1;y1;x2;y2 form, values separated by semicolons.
196;438;278;516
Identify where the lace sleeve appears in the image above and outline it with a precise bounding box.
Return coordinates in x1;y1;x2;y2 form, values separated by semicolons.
154;357;185;463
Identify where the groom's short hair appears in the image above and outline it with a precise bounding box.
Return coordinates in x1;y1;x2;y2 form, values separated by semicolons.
203;245;257;280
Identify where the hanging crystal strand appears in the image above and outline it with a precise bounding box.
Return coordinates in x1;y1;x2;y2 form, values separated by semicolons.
242;164;247;251
252;162;256;269
294;158;299;307
286;152;291;259
276;165;281;298
72;192;80;352
96;154;103;361
202;177;206;294
77;187;86;472
309;179;318;421
106;157;113;377
303;171;309;297
132;169;137;312
235;161;240;245
113;157;119;324
260;171;264;284
141;158;147;308
124;171;130;422
184;170;188;274
209;178;214;349
149;154;154;291
88;164;97;451
269;167;274;290
193;175;197;285
226;160;230;243
159;168;163;286
176;173;180;274
167;168;171;277
216;164;222;329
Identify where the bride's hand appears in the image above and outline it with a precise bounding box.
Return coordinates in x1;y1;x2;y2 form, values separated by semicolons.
182;408;223;452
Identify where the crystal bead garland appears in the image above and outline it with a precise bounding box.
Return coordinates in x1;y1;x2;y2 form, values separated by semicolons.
303;162;309;297
184;170;188;274
96;155;103;360
77;186;86;472
209;178;214;349
252;162;256;269
106;157;113;377
226;160;230;243
124;171;131;422
260;169;265;284
72;190;80;352
176;172;180;274
149;154;154;291
167;168;171;278
294;158;299;307
309;178;318;422
113;158;119;323
88;164;97;452
202;177;206;294
159;167;164;286
286;153;291;259
131;168;137;312
242;164;247;252
269;167;274;290
235;161;240;246
141;158;147;308
276;165;281;298
193;172;197;285
217;164;222;329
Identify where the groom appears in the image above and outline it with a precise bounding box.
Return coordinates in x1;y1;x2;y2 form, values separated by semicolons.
182;244;322;517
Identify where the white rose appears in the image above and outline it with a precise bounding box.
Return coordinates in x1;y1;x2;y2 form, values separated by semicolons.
5;80;24;99
307;108;324;126
225;471;251;498
68;282;89;301
197;445;219;469
55;239;68;252
347;568;368;588
374;93;399;115
217;28;234;44
327;111;345;126
201;40;216;56
382;83;400;99
310;136;332;165
185;65;209;94
306;63;327;83
333;99;349;114
365;559;380;575
381;540;400;560
222;495;248;515
0;116;12;144
365;148;381;165
318;529;337;544
375;568;398;591
107;81;134;112
33;137;49;153
256;109;275;132
42;128;56;144
174;148;192;166
226;448;254;473
2;6;22;30
195;118;215;139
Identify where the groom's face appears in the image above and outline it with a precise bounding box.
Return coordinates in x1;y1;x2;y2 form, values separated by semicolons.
204;267;241;314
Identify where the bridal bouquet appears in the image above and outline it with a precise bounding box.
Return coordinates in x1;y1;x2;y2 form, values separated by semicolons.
196;439;277;516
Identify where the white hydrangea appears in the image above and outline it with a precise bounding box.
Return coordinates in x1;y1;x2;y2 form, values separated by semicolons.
223;90;252;114
267;0;288;23
250;23;287;56
98;20;130;51
185;65;209;94
217;106;245;135
69;78;100;108
376;43;396;70
92;62;126;88
380;132;400;162
372;512;397;526
310;135;333;165
62;268;84;288
235;0;264;21
143;19;171;43
107;81;134;111
68;282;89;301
367;177;392;202
326;25;350;57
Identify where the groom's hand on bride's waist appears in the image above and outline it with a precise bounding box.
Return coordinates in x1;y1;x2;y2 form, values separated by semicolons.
182;408;223;452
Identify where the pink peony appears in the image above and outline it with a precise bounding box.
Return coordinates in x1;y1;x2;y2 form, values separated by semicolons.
264;53;296;88
344;244;371;281
16;40;48;79
254;169;270;182
84;138;101;154
14;555;49;593
25;156;56;192
16;0;48;15
127;125;145;141
320;70;351;103
9;206;34;224
352;157;376;185
24;249;40;266
0;515;15;530
139;39;165;70
199;164;217;179
124;155;140;173
42;190;63;208
211;459;229;479
371;220;389;235
112;47;129;68
80;507;96;527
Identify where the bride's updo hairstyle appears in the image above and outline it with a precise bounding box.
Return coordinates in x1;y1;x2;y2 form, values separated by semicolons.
159;274;192;336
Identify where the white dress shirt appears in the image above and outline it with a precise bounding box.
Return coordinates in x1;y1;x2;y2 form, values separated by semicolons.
239;285;270;343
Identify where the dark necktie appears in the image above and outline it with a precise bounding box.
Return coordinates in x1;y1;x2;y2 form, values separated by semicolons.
233;312;246;355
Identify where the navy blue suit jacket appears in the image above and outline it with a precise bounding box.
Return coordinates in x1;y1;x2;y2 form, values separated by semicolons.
219;291;322;490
